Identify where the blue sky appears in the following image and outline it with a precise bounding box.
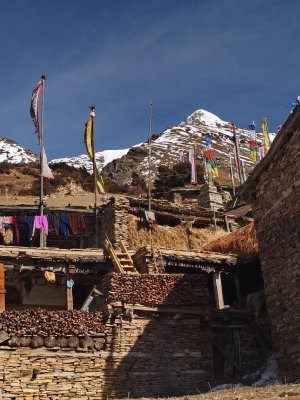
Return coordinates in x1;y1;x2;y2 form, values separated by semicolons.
0;0;298;159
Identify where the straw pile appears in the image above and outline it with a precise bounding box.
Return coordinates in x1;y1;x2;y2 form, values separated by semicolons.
127;215;226;250
203;222;258;260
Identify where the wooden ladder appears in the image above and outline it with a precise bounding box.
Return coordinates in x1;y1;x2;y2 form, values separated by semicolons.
104;236;138;274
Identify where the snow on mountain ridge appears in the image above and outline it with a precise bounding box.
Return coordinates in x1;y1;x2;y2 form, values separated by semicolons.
0;138;38;164
50;148;131;174
187;109;229;128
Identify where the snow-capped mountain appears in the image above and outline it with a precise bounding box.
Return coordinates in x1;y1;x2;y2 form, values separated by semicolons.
51;148;131;174
0;138;38;164
48;109;275;185
102;109;274;184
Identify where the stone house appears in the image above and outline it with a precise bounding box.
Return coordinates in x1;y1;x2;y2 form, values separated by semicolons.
240;105;300;381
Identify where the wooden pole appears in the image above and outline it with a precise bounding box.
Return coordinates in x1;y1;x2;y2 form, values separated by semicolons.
39;75;46;247
0;263;5;312
90;105;98;248
148;101;153;250
229;149;236;197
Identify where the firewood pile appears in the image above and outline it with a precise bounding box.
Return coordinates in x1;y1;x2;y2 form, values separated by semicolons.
103;273;209;306
0;309;104;336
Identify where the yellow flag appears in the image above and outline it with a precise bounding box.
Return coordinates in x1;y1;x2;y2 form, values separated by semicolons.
84;116;105;193
212;167;219;178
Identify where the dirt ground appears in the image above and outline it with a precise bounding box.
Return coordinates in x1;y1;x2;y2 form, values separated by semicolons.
121;384;300;400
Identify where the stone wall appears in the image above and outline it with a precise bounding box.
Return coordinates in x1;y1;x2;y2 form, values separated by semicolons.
242;110;300;381
198;184;223;210
99;197;130;248
0;312;213;399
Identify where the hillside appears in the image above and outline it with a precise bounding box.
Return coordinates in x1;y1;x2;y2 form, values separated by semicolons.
103;110;274;185
0;109;275;193
50;109;274;187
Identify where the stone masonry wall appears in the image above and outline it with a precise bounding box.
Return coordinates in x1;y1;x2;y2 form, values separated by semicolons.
246;123;300;381
0;312;213;399
99;197;130;248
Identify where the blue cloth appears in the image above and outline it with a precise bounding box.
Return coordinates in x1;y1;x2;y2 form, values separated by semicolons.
17;216;35;239
58;213;70;237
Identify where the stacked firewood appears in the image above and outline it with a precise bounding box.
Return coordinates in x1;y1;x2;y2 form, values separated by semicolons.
0;309;104;336
103;273;209;306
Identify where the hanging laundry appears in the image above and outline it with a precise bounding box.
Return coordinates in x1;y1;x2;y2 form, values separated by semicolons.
58;213;71;237
33;216;49;236
48;213;60;235
17;216;35;239
67;213;85;235
3;227;13;245
0;216;14;237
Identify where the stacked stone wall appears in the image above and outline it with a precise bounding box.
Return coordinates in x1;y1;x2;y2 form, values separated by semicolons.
0;312;213;399
248;125;300;381
99;197;130;248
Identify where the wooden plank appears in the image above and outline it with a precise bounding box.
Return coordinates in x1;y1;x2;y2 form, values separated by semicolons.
213;272;224;309
213;340;242;375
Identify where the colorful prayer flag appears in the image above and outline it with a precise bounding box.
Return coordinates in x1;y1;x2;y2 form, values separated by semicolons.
188;146;197;184
249;124;257;162
84;112;105;193
205;135;218;179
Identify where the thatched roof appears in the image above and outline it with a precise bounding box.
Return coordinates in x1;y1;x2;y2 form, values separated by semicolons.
203;222;258;262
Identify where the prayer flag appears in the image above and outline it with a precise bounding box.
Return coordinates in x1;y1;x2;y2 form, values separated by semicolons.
188;146;197;184
179;150;185;163
205;135;218;179
258;145;265;160
84;113;105;193
30;78;54;179
41;147;54;179
30;80;43;137
232;123;244;184
249;124;257;162
261;117;271;154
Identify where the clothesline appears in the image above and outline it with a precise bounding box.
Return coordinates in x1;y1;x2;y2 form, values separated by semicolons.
0;212;86;245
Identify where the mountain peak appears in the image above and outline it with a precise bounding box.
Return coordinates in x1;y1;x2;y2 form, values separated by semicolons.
187;109;228;128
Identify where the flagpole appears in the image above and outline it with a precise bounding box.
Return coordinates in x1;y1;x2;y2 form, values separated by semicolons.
232;123;243;185
40;75;46;247
90;105;98;248
228;148;236;196
148;101;153;251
